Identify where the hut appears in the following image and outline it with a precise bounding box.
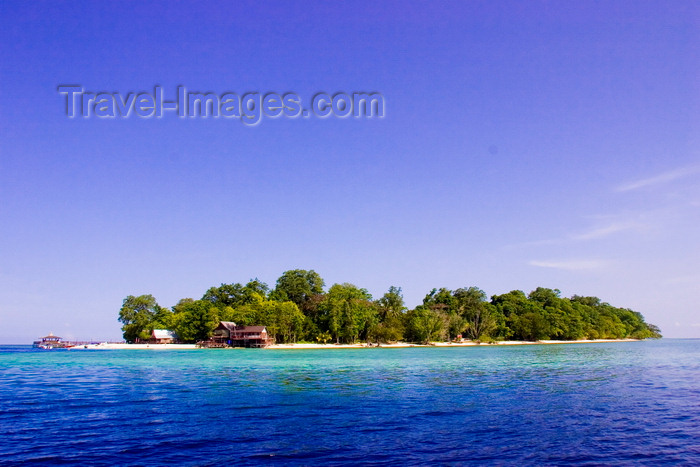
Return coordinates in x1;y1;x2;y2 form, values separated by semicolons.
151;329;177;344
210;322;273;348
33;333;69;349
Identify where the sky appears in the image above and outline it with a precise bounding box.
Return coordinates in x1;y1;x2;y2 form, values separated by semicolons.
0;0;698;343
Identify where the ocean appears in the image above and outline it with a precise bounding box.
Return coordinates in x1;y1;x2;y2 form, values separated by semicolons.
1;340;698;465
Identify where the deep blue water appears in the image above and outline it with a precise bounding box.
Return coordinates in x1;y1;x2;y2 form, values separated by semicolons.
1;340;699;465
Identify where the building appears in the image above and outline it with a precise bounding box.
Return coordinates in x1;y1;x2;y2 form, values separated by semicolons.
211;321;238;346
151;329;177;344
33;332;65;349
210;321;273;348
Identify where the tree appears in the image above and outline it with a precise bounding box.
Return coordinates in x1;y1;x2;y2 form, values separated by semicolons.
421;288;465;340
454;287;495;340
491;290;548;340
171;299;220;343
373;286;407;342
454;286;487;311
369;286;406;342
152;304;175;330
645;323;662;339
320;283;377;344
371;318;405;343
406;306;445;343
202;283;246;308
262;300;305;344
243;278;270;298
446;312;468;340
511;311;551;341
117;276;663;345
423;287;455;314
118;294;166;343
273;269;325;315
571;295;601;307
376;286;406;320
226;304;262;326
528;287;562;308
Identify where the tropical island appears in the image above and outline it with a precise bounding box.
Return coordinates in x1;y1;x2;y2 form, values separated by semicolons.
115;269;661;348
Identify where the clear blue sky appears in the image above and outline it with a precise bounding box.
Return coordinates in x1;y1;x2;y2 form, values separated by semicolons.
1;1;698;343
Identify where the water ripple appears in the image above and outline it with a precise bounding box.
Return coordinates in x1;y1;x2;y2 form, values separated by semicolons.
0;341;699;465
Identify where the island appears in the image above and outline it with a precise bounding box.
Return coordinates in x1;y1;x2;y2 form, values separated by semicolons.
106;269;661;349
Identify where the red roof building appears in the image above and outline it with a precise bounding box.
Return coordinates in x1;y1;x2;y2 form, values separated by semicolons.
210;322;273;348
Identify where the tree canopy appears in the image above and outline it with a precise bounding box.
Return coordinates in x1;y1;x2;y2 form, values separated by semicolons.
118;294;168;343
117;271;662;344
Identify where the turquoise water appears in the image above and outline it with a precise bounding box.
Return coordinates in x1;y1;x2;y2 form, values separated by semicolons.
1;340;699;465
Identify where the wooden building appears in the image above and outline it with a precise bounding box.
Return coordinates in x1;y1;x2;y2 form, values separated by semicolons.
210;321;273;348
33;333;66;349
151;329;177;344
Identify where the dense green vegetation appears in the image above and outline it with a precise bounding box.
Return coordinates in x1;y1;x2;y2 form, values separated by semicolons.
118;269;662;344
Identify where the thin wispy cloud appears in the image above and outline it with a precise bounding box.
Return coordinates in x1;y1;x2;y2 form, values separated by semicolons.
571;222;639;241
529;259;609;271
616;166;700;192
505;220;642;250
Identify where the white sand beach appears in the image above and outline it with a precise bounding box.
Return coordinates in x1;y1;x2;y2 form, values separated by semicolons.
267;339;639;349
72;343;199;350
67;339;639;350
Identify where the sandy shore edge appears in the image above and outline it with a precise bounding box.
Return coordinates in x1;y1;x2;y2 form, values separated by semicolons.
71;343;200;350
268;339;639;349
70;339;640;350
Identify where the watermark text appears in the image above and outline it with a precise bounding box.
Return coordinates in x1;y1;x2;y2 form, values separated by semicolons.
58;86;385;125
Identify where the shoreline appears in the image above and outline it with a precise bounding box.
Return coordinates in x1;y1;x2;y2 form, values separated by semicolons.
69;343;200;350
268;338;640;349
66;338;640;350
